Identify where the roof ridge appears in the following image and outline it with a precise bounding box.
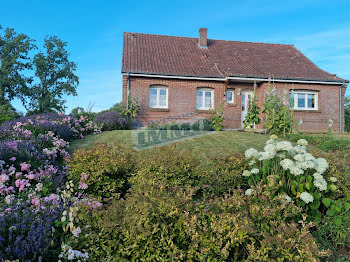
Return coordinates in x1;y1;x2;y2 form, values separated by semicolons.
123;31;294;47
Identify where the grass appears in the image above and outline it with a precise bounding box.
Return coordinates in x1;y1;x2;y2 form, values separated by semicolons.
70;130;270;159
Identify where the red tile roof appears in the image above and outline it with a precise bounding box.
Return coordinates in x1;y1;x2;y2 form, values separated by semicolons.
122;32;346;82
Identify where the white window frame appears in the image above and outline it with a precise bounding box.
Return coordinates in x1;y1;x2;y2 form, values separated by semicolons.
196;88;214;110
226;89;234;103
290;90;318;110
149;85;168;109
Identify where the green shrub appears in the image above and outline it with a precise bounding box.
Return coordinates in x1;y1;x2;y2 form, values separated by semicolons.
200;155;248;196
68;143;135;198
209;102;225;131
69;179;327;261
136;145;201;187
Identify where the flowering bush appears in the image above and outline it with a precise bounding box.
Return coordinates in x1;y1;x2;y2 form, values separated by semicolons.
0;113;99;260
93;111;129;131
243;135;350;223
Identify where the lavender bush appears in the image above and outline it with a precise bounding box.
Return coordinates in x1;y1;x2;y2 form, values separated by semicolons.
93;111;128;131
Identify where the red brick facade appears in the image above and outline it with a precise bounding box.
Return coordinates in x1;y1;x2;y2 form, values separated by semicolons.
123;75;347;132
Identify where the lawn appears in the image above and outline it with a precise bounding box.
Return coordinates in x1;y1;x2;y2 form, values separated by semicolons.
70;130;270;159
70;129;333;159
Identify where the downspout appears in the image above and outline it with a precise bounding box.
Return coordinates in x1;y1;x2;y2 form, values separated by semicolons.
340;82;345;132
126;72;130;110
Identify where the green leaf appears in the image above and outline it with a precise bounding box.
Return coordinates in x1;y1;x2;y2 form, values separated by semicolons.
291;185;297;195
334;217;342;226
310;200;320;210
313;192;321;200
322;198;331;207
326;209;335;217
305;182;311;190
344;202;350;210
347;194;350;201
299;184;304;192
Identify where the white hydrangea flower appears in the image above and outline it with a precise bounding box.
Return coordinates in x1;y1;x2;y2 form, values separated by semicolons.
249;160;256;166
280;159;294;171
245;188;254;196
276;141;293;152
314;177;327;191
303;153;315;161
313;172;323;180
264;143;277;154
290;166;304;176
245;148;259;159
297;139;308;146
300;192;314;204
251;168;259;174
329;177;337;183
242;170;251;177
258;151;275;161
294;145;306;154
266;139;277;145
293;154;305;162
280;195;292;204
269;134;278;140
299;160;316;170
316;158;329;174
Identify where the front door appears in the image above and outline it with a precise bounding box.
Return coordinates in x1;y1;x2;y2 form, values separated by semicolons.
241;90;253;129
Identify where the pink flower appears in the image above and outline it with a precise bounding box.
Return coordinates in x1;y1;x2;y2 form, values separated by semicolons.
20;162;31;171
283;100;289;106
10;157;16;161
31;197;41;206
6;141;18;151
0;174;9;182
79;181;88;190
72;227;81;237
15;179;30;192
81;173;88;181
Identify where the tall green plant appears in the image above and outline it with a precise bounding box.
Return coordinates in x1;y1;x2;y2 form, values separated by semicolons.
263;82;296;136
209;102;225;131
123;95;140;128
243;87;261;129
345;96;350;133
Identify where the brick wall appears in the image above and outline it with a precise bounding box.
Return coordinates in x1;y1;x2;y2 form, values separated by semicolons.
122;75;347;132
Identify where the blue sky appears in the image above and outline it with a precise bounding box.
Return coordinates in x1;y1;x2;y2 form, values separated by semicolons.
2;0;350;113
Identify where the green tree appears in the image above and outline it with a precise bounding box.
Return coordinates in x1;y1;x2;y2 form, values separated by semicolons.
345;96;350;132
27;36;78;113
0;25;35;106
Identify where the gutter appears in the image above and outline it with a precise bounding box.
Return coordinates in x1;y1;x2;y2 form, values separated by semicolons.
122;72;348;85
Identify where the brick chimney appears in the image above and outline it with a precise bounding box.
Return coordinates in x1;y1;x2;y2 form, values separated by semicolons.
198;28;208;48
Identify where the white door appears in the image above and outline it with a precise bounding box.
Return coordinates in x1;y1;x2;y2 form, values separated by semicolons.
241;90;253;128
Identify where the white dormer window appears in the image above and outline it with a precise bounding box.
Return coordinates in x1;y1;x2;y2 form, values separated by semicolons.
149;85;168;108
290;90;318;110
196;88;213;110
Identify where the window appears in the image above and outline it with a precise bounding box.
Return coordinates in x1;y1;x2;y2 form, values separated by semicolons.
226;89;234;103
196;88;213;110
149;85;168;108
289;90;318;110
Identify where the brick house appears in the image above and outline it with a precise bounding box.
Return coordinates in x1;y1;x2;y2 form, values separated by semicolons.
122;28;348;131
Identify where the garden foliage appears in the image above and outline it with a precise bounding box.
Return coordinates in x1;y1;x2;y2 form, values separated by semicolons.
263;85;296;135
0;113;99;261
243;87;261;129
